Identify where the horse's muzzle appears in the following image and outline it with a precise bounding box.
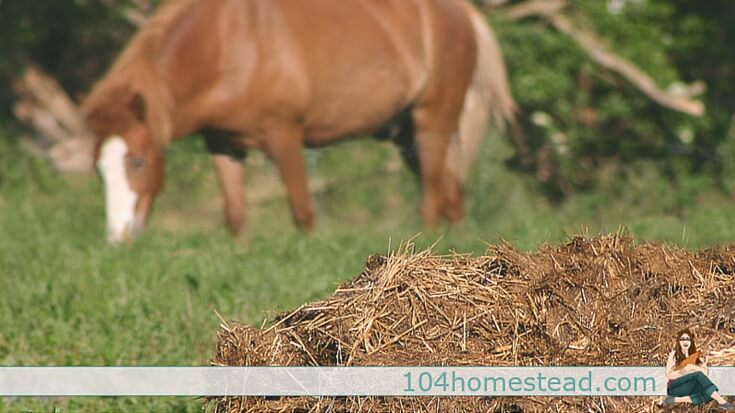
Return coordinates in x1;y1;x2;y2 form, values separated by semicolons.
106;218;145;244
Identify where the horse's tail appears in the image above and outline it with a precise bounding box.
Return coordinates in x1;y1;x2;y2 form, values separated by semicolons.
446;4;517;184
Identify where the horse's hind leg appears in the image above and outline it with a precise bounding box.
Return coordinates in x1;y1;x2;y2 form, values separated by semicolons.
412;104;463;227
441;163;464;222
204;134;247;239
265;125;314;231
389;118;463;222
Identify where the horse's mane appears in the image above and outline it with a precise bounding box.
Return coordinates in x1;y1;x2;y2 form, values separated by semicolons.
83;0;195;144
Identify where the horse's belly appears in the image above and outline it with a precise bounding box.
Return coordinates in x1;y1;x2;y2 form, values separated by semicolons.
303;120;395;146
302;84;412;145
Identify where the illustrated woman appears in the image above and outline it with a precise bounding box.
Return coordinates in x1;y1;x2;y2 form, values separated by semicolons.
662;328;732;410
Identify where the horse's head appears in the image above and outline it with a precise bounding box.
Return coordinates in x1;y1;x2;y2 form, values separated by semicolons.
85;87;165;243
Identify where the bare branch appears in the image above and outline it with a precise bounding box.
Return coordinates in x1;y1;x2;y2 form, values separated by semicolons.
124;9;148;27
473;0;512;10
12;66;96;173
504;0;567;20
13;67;89;139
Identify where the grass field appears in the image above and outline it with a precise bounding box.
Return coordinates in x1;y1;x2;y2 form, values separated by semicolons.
2;128;735;412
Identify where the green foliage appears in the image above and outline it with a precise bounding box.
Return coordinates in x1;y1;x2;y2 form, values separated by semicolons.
491;0;734;193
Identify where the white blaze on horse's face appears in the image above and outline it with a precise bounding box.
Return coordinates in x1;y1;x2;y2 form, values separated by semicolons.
97;136;139;243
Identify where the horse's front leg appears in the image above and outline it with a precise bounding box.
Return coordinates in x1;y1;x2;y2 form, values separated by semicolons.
265;125;314;231
204;134;247;239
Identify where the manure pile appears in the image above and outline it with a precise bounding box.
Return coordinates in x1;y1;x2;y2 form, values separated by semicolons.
212;235;735;412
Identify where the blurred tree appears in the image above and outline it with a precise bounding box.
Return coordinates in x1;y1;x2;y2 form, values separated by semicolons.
487;0;734;197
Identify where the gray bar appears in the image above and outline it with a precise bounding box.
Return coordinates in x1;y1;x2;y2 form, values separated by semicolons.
0;367;733;396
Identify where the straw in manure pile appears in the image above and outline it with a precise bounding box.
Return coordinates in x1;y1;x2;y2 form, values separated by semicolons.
210;234;735;412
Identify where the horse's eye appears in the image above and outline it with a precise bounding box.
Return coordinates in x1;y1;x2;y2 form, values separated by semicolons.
129;157;146;169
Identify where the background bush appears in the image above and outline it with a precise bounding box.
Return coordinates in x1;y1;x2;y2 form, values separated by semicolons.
488;0;734;197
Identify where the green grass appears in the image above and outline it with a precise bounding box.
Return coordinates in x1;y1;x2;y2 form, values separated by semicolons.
2;129;735;412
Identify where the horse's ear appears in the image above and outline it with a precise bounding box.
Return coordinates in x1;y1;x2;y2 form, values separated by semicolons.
129;92;146;123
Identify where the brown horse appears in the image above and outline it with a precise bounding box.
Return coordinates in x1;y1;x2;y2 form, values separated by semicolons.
83;0;515;243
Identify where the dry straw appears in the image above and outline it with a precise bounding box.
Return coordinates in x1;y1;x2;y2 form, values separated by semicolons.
210;234;735;412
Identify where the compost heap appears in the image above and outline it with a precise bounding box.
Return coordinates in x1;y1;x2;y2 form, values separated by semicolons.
211;234;735;412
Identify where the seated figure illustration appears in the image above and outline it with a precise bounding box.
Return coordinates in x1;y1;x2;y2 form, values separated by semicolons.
662;328;732;410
